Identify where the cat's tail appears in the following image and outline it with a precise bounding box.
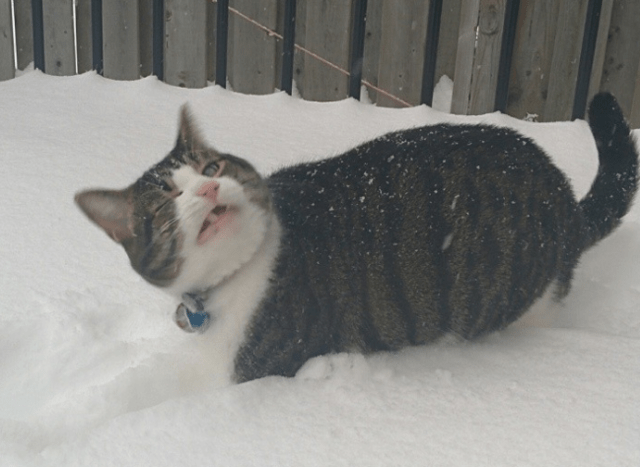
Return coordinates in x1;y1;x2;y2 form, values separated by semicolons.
579;92;638;248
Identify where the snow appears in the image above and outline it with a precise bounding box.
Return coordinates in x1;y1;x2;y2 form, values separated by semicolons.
1;70;639;466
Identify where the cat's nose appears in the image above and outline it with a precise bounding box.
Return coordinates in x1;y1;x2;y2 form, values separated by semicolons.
196;180;220;204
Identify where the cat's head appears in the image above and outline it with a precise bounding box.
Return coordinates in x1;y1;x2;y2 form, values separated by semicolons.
75;106;273;295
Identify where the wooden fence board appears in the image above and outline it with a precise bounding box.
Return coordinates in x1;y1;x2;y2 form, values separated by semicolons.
599;0;640;120
468;0;506;114
228;0;278;95
42;0;75;76
543;0;589;122
631;59;640;128
103;0;140;80
14;0;32;70
164;0;207;88
139;0;153;77
3;0;640;125
292;0;307;97
0;0;14;81
451;0;479;114
434;0;462;85
377;0;430;107
302;0;352;101
361;0;383;103
206;2;217;82
274;1;286;91
505;0;560;120
75;0;92;73
452;0;506;115
587;0;613;105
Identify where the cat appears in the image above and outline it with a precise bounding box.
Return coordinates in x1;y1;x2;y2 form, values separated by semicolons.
75;93;638;384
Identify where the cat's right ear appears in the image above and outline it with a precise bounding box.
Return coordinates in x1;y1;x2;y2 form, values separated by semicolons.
74;189;135;243
176;104;206;152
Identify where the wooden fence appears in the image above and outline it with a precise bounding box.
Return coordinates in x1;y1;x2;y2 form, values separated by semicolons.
1;0;640;127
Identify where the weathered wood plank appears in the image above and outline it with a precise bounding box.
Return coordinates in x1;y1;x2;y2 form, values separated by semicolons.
32;0;44;70
302;0;352;102
14;0;33;70
630;58;640;129
103;0;140;80
361;0;382;103
0;0;14;81
434;0;462;85
543;0;589;122
206;1;217;82
215;0;229;87
274;0;287;91
377;0;430;108
164;0;207;88
75;0;92;73
228;0;278;95
139;0;153;77
292;0;307;97
599;0;640;120
451;0;479;114
468;0;506;114
586;0;613;105
505;0;560;120
42;0;76;76
348;0;367;99
452;0;506;115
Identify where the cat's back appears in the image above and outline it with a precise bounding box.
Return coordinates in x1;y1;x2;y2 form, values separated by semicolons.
267;123;568;231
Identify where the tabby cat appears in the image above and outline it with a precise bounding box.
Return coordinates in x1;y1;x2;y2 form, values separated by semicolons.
75;93;638;384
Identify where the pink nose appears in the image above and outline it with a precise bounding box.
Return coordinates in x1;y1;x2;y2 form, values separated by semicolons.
196;180;219;203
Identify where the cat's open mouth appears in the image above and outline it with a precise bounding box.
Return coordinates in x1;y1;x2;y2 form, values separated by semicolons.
197;204;232;245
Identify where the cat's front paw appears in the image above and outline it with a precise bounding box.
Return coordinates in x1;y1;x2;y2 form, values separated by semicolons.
174;303;211;333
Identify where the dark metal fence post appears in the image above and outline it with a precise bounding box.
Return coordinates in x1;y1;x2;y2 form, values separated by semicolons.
91;0;103;75
494;0;520;112
420;0;442;106
572;0;602;120
281;0;296;95
348;0;367;100
31;0;44;72
216;0;229;88
152;0;164;80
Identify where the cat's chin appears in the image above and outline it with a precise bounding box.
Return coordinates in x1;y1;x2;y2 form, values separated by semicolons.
167;204;275;298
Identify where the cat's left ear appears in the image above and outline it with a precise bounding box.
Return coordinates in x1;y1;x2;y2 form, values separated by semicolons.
75;188;135;243
176;104;207;152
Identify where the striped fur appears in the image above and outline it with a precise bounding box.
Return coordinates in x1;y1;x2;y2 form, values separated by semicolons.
76;93;638;384
235;125;580;380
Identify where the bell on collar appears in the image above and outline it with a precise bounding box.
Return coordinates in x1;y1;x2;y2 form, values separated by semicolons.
174;302;211;333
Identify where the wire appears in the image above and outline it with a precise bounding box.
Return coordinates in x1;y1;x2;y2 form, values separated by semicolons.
225;3;413;107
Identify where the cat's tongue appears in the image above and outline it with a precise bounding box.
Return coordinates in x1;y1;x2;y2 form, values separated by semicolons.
197;205;230;245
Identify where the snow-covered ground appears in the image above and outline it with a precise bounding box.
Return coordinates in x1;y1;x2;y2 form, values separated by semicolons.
0;71;639;466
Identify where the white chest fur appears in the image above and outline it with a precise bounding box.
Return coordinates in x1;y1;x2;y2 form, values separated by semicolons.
194;219;281;385
168;165;281;384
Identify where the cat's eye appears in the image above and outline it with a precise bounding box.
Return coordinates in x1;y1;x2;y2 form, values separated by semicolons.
203;162;220;177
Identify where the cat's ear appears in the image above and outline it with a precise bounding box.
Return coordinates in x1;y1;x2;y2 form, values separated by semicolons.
176;104;206;151
74;189;135;243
